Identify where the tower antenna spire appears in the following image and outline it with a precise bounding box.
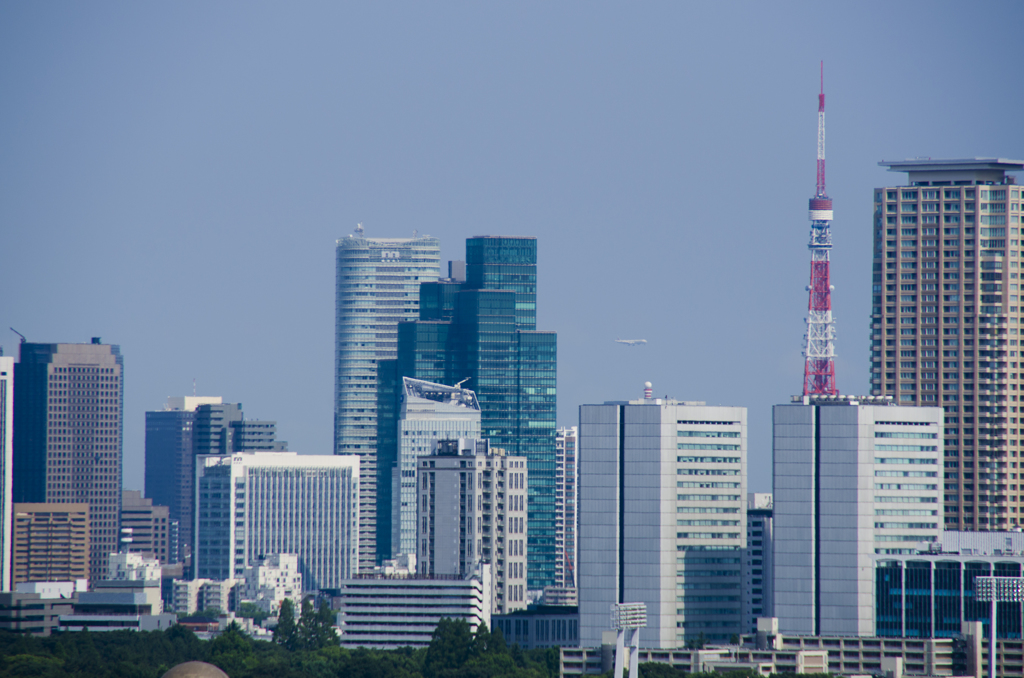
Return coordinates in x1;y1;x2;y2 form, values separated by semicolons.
803;62;838;396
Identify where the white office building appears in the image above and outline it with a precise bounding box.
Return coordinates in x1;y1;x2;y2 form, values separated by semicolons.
194;452;359;589
579;391;747;648
418;438;528;614
331;563;491;649
0;357;12;592
392;377;480;559
773;394;943;636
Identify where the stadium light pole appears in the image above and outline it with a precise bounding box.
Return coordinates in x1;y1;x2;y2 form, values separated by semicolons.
975;576;1024;678
611;603;647;678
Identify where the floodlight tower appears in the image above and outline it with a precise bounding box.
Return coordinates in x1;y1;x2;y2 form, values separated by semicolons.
803;62;838;396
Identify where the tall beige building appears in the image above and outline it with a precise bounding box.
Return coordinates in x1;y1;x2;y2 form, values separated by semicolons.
872;159;1024;529
13;503;89;584
13;339;124;580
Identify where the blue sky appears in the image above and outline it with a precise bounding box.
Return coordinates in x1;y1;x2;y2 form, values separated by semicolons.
3;2;1023;492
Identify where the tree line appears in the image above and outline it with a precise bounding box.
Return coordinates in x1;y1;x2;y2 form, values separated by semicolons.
0;616;558;678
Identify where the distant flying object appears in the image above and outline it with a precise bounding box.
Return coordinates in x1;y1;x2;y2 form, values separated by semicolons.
615;339;647;346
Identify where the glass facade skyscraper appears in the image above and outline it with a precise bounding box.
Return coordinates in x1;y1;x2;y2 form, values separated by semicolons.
379;236;557;587
335;229;440;570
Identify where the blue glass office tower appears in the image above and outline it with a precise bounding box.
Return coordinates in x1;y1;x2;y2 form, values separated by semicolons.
379;236;557;588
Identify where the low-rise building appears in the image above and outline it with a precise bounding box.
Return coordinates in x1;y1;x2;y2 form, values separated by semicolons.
107;551;161;582
540;586;577;607
62;563;174;633
171;578;239;615
241;553;302;613
492;606;579;649
0;581;85;636
329;565;491;649
560;643;830;678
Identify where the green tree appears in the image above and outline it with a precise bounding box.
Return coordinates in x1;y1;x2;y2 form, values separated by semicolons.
639;663;684;678
298;598;318;650
237;602;271;625
208;622;255;677
274;598;298;650
315;600;339;648
423;618;473;678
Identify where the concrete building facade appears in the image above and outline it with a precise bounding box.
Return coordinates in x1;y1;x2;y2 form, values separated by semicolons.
13;503;89;584
773;394;943;636
745;492;773;634
578;394;748;647
330;565;491;649
0;356;12;591
241;553;302;613
194;452;359;589
381;377;481;561
334;229;441;571
121;490;176;565
13;339;124;580
417;438;528;614
555;426;578;590
871;159;1024;530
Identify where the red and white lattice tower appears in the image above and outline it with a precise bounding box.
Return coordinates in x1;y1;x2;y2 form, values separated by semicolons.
803;62;838;396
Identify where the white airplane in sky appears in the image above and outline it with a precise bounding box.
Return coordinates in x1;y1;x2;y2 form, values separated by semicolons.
615;339;647;346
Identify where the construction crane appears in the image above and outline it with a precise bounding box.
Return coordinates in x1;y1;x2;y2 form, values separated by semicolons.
802;62;838;396
614;339;647;346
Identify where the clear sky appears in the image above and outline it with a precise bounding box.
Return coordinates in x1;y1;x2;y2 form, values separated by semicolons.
3;2;1023;494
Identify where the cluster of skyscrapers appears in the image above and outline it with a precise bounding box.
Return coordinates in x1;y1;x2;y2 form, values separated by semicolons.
6;158;1024;672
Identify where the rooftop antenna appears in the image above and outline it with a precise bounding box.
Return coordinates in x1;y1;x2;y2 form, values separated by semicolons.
10;328;26;344
193;378;196;397
802;61;838;396
355;222;364;237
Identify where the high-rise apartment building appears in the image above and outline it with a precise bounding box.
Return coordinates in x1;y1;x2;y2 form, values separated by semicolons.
335;228;441;570
745;492;773;634
12;503;90;584
13;339;123;579
871;159;1024;530
0;356;13;591
121;490;176;565
417;438;528;614
145;396;222;559
379;377;481;560
773;394;942;636
554;426;577;589
385;236;557;587
194;452;360;589
578;393;747;647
